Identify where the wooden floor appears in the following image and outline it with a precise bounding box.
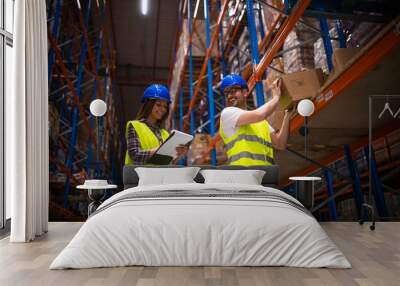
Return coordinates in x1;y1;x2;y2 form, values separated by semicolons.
0;222;399;286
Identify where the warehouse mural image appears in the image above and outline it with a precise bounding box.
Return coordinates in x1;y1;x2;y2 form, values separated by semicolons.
46;0;400;224
6;0;400;284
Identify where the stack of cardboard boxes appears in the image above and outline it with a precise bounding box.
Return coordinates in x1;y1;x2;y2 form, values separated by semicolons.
238;27;250;58
228;27;251;74
283;25;316;74
171;19;215;101
187;134;227;165
266;45;361;130
187;134;211;165
227;49;239;74
313;28;340;74
230;27;251;74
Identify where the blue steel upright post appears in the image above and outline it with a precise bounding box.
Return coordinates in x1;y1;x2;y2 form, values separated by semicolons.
363;146;388;217
344;144;364;219
47;0;63;178
188;0;196;135
257;2;265;40
64;0;92;208
246;0;265;107
319;17;333;72
217;0;227;107
204;0;217;166
217;0;227;77
335;20;347;48
323;169;337;220
178;86;186;166
179;86;184;131
48;0;63;86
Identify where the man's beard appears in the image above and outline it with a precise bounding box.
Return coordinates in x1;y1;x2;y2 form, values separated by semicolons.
228;98;246;108
227;97;238;107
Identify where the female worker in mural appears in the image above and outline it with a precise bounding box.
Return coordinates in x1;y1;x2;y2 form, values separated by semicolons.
124;84;188;165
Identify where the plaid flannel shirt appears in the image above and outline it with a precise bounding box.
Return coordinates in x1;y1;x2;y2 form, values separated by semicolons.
126;120;164;164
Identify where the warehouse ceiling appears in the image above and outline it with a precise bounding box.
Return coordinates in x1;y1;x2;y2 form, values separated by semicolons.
110;0;179;123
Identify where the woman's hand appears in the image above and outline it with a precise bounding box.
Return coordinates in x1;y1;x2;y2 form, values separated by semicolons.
149;148;158;156
175;144;189;159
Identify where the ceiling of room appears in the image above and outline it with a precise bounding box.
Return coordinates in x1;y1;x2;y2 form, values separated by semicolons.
109;0;180;123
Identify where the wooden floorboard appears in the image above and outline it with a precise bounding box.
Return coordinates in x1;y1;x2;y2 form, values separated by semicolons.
0;222;399;286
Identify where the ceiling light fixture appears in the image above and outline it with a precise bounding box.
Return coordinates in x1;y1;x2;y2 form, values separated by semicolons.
140;0;149;15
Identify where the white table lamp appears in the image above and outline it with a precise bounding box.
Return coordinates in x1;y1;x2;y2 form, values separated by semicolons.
89;99;107;176
297;99;314;117
90;99;107;117
297;99;315;159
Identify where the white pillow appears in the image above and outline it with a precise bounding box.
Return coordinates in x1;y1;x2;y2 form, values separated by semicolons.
135;167;201;186
200;169;266;185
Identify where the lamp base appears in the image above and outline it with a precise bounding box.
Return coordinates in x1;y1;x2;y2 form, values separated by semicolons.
296;180;315;210
298;125;310;137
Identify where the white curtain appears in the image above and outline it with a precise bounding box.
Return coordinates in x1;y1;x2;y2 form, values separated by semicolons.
7;0;49;242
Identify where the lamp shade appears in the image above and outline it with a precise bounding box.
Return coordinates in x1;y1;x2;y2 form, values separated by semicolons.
90;99;107;117
297;99;315;117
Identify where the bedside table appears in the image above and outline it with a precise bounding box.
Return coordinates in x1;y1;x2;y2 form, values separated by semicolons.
77;180;117;216
289;176;321;210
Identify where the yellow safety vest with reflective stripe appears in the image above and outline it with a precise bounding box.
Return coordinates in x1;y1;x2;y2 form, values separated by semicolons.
124;120;170;165
220;119;274;166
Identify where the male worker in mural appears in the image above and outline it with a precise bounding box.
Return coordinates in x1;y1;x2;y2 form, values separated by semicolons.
219;74;291;166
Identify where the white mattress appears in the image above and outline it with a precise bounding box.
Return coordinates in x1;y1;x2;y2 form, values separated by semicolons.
50;183;351;269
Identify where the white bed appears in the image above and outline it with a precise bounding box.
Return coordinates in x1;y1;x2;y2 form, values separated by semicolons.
50;183;351;269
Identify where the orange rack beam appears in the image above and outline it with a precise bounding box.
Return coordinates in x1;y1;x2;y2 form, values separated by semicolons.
247;0;311;90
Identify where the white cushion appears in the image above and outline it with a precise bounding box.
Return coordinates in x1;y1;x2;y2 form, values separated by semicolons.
135;167;201;186
200;169;266;185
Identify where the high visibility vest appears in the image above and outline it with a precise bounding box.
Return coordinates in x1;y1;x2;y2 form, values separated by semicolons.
124;120;170;165
220;119;274;166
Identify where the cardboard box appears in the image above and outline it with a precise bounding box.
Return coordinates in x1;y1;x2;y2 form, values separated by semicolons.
268;110;285;132
314;28;340;74
332;47;361;72
187;134;211;165
182;19;218;57
279;68;324;110
192;133;211;146
283;26;315;74
187;134;228;165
